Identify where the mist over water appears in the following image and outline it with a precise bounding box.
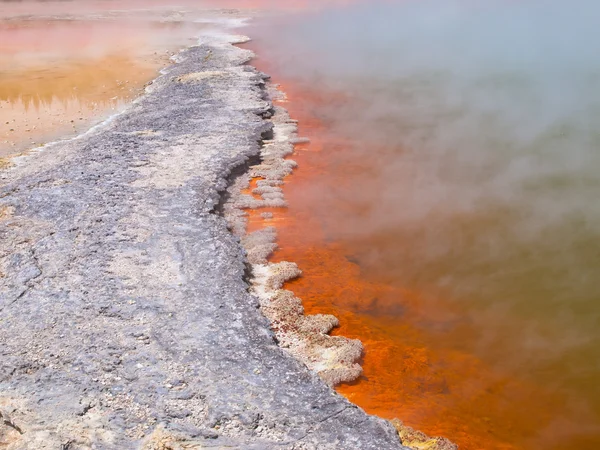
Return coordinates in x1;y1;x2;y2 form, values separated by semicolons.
249;0;600;446
4;0;600;446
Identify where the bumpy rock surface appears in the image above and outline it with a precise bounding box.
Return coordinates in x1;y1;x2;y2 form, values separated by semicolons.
0;28;407;450
223;97;364;388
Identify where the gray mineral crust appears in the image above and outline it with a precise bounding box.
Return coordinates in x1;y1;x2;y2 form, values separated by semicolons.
0;24;407;450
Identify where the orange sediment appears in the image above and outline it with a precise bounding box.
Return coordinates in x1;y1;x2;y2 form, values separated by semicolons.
239;45;582;448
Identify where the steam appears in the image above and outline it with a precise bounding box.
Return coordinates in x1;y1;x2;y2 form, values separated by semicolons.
248;0;600;437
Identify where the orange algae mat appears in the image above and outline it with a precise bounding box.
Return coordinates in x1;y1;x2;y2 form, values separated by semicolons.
241;50;600;449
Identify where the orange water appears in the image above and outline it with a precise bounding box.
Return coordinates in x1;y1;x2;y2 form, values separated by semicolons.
240;39;600;448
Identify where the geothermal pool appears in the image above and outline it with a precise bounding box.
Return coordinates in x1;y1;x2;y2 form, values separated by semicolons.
3;0;600;448
244;1;600;448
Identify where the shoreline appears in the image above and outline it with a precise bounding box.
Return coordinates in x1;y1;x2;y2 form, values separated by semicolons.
219;49;457;450
221;82;365;387
0;18;410;449
0;7;457;446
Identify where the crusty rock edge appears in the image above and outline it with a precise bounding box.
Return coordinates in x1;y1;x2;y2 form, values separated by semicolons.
222;70;458;450
222;84;364;387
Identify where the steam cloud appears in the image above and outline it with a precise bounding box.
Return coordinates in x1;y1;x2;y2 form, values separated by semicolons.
248;0;600;439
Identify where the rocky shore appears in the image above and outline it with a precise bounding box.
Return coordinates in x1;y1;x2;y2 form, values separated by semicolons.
0;20;410;449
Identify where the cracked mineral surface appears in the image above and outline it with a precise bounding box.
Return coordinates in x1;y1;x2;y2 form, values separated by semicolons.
0;21;408;450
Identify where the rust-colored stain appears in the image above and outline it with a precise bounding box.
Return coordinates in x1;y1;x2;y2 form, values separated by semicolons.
241;47;589;449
